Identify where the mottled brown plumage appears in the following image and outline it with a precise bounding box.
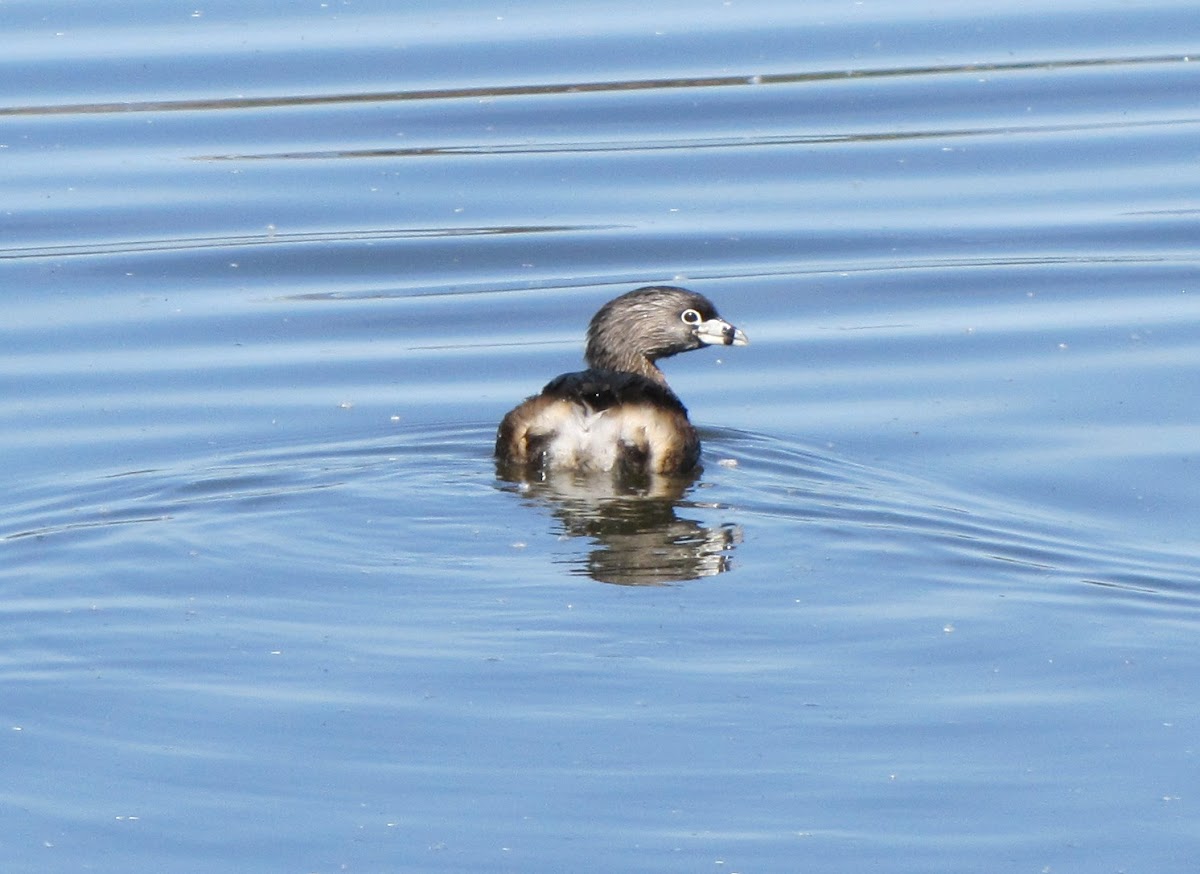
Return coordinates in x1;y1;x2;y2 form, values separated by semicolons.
495;286;747;477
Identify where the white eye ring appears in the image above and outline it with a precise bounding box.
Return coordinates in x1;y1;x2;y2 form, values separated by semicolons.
681;308;702;325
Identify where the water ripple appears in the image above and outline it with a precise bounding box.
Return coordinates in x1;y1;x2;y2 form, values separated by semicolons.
0;224;606;261
194;117;1200;162
2;53;1188;117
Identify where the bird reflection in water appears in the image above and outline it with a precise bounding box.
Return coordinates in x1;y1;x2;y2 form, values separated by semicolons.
495;463;742;586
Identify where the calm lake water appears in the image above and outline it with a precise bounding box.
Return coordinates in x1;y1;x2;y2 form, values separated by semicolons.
3;2;1199;871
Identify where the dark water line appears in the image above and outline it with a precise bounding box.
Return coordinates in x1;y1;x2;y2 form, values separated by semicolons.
194;115;1200;162
0;235;1182;269
1;53;1190;117
0;223;607;261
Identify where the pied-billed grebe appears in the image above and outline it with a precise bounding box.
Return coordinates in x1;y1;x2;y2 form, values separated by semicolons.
496;285;748;476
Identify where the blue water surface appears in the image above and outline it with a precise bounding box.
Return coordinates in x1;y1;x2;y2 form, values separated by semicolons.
2;2;1199;872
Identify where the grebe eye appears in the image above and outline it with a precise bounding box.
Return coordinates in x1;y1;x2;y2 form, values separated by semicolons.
681;308;702;325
